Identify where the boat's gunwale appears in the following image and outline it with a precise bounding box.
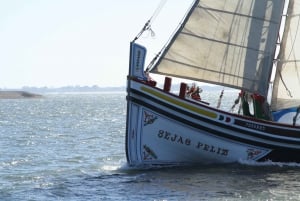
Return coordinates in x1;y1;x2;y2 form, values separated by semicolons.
128;77;300;144
126;77;300;165
128;77;300;129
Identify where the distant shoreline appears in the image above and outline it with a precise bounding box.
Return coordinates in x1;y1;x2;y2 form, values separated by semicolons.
0;91;43;99
0;84;225;96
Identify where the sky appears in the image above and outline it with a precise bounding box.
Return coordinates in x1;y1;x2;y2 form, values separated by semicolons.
0;0;193;89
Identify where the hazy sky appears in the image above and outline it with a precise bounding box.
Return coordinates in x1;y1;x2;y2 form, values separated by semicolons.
0;0;193;88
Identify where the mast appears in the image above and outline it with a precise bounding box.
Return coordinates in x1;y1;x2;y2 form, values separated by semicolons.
271;0;300;111
267;0;290;104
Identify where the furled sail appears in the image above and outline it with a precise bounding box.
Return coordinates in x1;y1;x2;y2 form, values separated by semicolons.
271;0;300;111
149;0;284;97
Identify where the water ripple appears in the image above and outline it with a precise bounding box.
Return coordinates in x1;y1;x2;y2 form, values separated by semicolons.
1;93;300;200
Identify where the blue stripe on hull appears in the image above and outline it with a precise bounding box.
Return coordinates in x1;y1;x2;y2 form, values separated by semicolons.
126;81;300;164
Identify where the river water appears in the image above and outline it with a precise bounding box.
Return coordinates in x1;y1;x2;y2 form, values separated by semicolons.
1;92;300;201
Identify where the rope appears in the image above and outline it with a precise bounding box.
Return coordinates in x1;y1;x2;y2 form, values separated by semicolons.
279;72;293;97
278;6;300;97
133;0;167;42
293;106;300;126
216;90;224;109
150;0;167;23
230;95;241;113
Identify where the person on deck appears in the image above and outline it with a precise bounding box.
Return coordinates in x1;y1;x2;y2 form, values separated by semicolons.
191;86;202;101
186;83;196;97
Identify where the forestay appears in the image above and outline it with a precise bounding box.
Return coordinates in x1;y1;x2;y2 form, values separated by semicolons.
149;0;284;97
271;0;300;111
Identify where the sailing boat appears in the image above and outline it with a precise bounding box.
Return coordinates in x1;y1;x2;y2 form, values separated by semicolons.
126;0;300;166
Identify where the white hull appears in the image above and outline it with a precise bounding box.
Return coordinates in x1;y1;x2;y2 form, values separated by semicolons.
125;0;300;166
126;79;300;166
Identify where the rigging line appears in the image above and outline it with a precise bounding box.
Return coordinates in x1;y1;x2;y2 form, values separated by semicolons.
279;71;293;97
150;0;167;23
133;0;167;42
146;0;199;73
198;5;281;24
284;13;300;66
216;89;224;109
280;4;300;97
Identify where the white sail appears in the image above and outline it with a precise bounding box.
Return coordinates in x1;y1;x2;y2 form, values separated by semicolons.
126;0;300;166
271;0;300;111
149;0;284;97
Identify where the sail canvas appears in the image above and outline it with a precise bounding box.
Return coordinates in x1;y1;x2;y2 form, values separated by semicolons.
272;0;300;111
125;0;300;166
150;0;284;97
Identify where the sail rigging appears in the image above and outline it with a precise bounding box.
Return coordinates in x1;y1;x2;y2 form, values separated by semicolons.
271;0;300;111
149;0;285;98
126;0;300;166
133;0;167;42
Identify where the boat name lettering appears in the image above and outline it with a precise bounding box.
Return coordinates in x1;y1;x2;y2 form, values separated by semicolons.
136;50;141;70
196;142;229;156
158;130;191;146
244;122;266;131
157;130;229;156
